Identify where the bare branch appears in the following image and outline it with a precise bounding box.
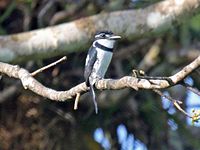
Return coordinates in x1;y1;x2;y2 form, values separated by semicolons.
173;101;192;118
74;93;80;110
0;56;199;102
153;89;193;118
31;56;67;76
170;56;200;84
1;0;200;62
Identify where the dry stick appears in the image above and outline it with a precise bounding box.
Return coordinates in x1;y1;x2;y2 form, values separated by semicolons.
0;56;67;103
74;93;80;110
153;89;192;118
31;56;67;76
173;101;192;118
31;56;81;110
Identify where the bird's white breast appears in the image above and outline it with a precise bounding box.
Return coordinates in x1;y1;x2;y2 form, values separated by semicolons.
90;48;113;84
89;39;115;85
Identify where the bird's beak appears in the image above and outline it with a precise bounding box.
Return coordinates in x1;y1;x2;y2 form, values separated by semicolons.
109;35;121;40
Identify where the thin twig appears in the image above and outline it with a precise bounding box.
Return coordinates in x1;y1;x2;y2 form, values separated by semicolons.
74;93;80;110
181;82;200;96
31;56;67;76
153;89;182;104
173;101;192;118
153;89;192;118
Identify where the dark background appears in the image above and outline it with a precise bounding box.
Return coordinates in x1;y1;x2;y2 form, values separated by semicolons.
0;0;200;149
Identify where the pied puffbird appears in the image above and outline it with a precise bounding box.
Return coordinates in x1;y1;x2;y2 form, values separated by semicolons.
84;31;121;114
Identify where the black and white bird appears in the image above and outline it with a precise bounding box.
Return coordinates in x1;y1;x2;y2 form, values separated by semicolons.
84;31;121;114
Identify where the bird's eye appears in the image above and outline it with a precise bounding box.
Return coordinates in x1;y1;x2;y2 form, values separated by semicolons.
101;34;106;37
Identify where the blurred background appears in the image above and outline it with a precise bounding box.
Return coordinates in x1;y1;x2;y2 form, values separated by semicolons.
0;0;200;149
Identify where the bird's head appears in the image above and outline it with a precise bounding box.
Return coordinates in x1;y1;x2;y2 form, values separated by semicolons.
93;31;121;49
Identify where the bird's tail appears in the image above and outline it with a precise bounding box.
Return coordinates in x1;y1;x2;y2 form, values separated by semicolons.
90;84;98;114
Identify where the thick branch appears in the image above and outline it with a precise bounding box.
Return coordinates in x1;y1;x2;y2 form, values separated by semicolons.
0;55;199;101
0;0;200;62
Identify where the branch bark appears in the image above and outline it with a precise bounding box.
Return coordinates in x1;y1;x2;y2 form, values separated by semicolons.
0;0;200;62
0;55;199;101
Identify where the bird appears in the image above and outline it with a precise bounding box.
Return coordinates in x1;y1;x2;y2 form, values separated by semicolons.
84;31;121;114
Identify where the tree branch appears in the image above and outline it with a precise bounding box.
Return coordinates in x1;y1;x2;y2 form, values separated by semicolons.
31;56;67;76
0;0;200;62
0;56;199;102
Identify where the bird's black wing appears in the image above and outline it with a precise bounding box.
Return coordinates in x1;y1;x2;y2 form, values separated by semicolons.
84;46;99;114
84;46;97;86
